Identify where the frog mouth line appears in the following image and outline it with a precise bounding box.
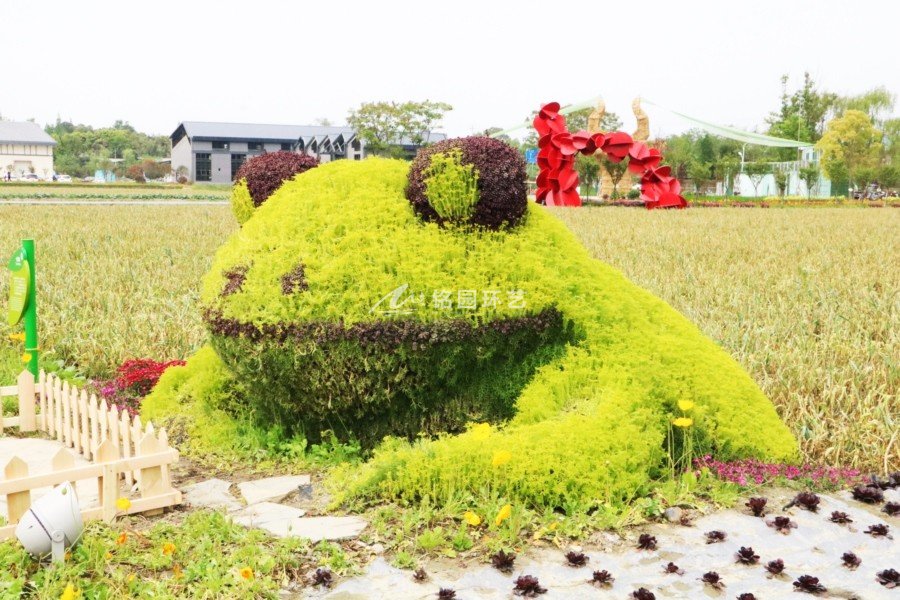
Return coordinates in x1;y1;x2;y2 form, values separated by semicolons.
202;306;566;347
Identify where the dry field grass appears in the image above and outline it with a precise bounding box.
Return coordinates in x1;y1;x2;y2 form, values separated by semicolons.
1;203;895;472
555;207;899;472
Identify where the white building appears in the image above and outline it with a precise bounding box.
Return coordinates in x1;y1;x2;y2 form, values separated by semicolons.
0;121;57;179
733;148;832;197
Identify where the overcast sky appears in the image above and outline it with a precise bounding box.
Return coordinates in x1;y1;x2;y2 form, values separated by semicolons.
2;0;898;139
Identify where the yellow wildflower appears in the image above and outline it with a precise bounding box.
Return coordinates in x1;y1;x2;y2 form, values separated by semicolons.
8;332;25;342
492;450;512;467
60;584;78;600
463;511;482;526
495;504;512;526
240;566;254;580
678;400;695;411
116;497;132;512
126;574;135;583
21;353;31;363
162;542;176;556
173;564;184;579
116;532;128;545
471;423;492;441
672;417;693;428
105;551;113;560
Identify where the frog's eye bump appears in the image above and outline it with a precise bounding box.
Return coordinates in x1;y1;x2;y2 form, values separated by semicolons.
407;136;527;231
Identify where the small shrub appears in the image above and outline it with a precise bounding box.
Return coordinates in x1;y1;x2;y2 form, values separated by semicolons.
94;357;185;416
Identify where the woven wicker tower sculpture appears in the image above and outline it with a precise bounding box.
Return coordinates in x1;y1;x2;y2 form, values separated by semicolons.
588;98;650;198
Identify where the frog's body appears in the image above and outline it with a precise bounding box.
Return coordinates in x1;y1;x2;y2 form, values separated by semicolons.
150;157;796;512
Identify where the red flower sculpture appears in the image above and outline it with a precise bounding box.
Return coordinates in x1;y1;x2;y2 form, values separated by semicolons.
533;101;687;210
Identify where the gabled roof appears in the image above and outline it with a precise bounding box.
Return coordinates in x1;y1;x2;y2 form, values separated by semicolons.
0;121;57;145
171;121;354;144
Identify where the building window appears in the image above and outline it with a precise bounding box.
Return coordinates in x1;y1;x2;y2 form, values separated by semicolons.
212;141;229;150
231;154;246;180
354;155;361;161
248;142;262;151
280;143;292;151
195;153;212;182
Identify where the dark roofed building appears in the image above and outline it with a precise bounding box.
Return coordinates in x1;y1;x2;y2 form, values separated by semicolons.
170;121;447;183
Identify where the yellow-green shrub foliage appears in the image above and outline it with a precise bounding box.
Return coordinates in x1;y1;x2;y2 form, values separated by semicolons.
173;157;797;512
423;148;479;223
231;180;255;225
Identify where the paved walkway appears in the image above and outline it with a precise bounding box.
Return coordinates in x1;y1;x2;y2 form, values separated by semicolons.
0;437;98;516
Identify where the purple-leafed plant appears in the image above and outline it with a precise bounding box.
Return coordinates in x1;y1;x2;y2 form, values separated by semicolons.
864;523;891;538
705;530;727;544
438;588;457;599
793;575;826;594
829;511;852;524
745;497;768;517
312;568;333;588
637;533;657;550
565;550;588;567
883;502;900;517
589;570;615;587
736;594;757;600
735;547;759;565
513;575;547;597
767;516;797;534
701;571;725;590
491;550;515;573
841;552;861;569
235;150;319;207
851;484;884;504
663;562;684;575
791;491;821;512
631;588;656;600
766;559;786;575
876;569;900;588
413;568;428;582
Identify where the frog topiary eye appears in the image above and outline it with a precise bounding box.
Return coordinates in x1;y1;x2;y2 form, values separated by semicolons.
406;136;527;230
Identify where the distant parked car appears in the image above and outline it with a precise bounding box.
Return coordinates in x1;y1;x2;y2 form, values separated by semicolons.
22;173;41;182
56;174;72;183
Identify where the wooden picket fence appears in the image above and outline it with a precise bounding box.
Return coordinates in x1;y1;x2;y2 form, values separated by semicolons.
0;370;181;540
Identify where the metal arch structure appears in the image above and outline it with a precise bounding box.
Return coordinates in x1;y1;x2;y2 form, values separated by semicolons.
533;102;687;210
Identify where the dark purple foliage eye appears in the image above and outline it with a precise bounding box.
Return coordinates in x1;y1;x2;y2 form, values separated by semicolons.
631;588;656;600
590;570;614;586
663;562;684;575
513;575;547;597
705;530;727;544
876;568;900;588
491;550;516;573
852;484;884;504
864;523;891;537
637;533;657;550
745;497;767;517
737;594;757;600
280;262;309;295
883;502;900;517
791;492;821;512
766;559;786;575
413;568;428;582
735;547;760;565
235;150;319;207
841;552;861;569
221;265;249;297
565;551;588;566
829;511;852;524
407;136;528;230
767;516;797;534
312;568;333;587
701;572;725;589
793;575;826;594
438;588;457;599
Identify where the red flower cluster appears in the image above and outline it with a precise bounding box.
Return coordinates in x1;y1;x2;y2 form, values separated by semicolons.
533;101;687;210
116;358;186;397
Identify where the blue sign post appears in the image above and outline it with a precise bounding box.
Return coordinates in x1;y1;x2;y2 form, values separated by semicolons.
524;148;538;164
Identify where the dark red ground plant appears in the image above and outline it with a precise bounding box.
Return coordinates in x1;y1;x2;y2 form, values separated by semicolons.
841;552;861;569
631;588;656;600
565;551;588;567
851;485;884;504
767;516;797;534
701;572;725;590
745;497;768;517
663;562;684;575
491;550;515;573
705;530;727;544
793;575;826;594
765;559;786;575
234;150;319;207
589;570;614;587
637;533;657;550
877;569;900;588
513;575;547;597
735;547;760;565
829;511;853;524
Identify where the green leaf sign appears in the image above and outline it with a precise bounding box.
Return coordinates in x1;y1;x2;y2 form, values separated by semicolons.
7;247;30;326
